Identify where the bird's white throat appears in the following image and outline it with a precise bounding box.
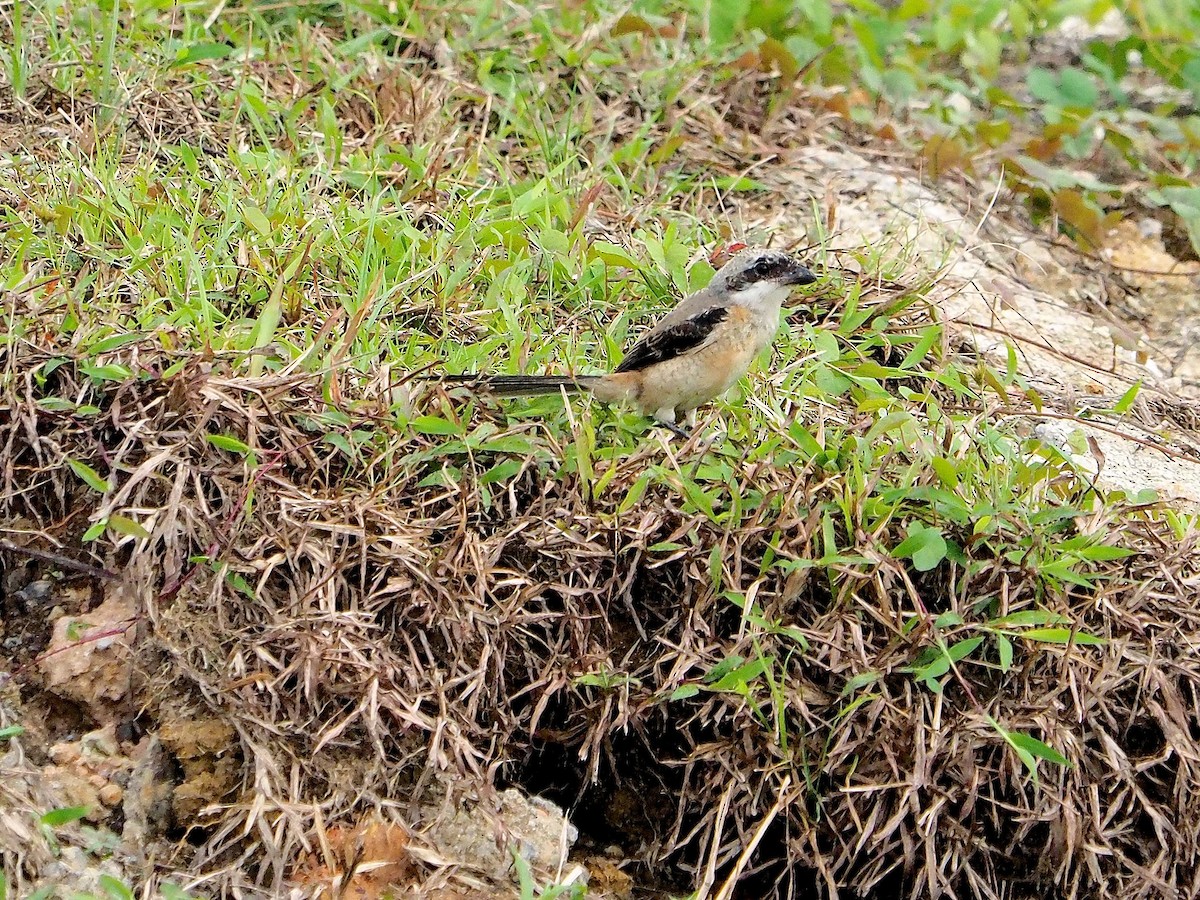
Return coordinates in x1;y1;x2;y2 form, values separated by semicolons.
729;280;790;312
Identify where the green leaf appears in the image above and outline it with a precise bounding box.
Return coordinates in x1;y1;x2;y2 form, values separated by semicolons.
1111;380;1141;414
511;180;548;217
930;456;958;488
703;655;745;684
1005;730;1070;767
0;725;25;741
618;472;651;514
206;433;252;455
323;433;355;458
1147;186;1200;256
411;415;462;436
708;656;772;692
1011;154;1119;193
243;205;272;237
590;242;640;268
40;806;90;827
678;478;716;520
993;609;1066;627
812;329;840;362
1021;627;1105;646
480;459;523;484
946;636;985;662
892;524;947;571
996;633;1013;671
1038;561;1097;588
1057;67;1099;107
707;0;747;45
840;671;880;697
223;568;255;598
107;515;150;539
647;540;685;552
670;684;701;701
933;611;964;628
81;363;133;382
712;175;768;192
173;41;232;65
37;397;77;412
478;435;534;453
1027;67;1059;104
1074;543;1135;561
899;325;941;369
249;286;283;378
98;874;135;900
90;332;144;353
67;458;111;493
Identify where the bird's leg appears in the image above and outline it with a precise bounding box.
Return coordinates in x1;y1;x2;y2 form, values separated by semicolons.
662;420;692;441
652;407;693;441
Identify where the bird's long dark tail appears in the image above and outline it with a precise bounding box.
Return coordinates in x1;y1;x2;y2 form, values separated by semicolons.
435;374;601;396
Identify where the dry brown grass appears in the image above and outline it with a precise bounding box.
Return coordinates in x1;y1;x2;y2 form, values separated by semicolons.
3;303;1199;898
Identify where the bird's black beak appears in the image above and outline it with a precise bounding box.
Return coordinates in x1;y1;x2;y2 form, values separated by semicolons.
784;262;818;286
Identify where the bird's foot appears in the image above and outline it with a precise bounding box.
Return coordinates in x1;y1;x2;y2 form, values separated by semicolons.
658;420;693;441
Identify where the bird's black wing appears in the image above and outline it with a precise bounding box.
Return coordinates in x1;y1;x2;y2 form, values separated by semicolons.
613;306;729;374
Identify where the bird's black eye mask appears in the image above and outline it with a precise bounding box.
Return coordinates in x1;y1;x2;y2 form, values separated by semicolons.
727;255;798;291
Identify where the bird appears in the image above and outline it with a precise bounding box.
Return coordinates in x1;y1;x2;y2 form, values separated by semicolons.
435;247;818;438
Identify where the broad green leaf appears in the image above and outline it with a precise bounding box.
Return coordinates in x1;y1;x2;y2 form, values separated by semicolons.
40;806;90;827
996;634;1013;671
892;525;947;571
618;472;652;515
946;636;985;662
704;655;745;684
206;433;252;455
411;416;462;436
670;684;701;701
812;329;841;362
67;458;111;493
90;332;143;353
173;41;232;65
993;610;1067;627
107;515;150;539
37;398;76;411
81;363;133;382
1005;730;1070;767
709;656;772;692
480;459;523;484
99;874;135;900
840;671;880;697
243;205;271;237
899;325;941;369
713;175;768;192
1111;380;1141;414
1074;544;1135;562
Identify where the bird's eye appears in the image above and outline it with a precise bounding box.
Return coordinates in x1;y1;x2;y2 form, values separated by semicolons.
752;259;774;277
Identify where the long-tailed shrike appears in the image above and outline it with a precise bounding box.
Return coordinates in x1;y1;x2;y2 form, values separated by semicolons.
437;248;818;437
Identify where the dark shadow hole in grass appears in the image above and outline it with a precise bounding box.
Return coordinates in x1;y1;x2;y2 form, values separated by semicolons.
507;727;694;896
